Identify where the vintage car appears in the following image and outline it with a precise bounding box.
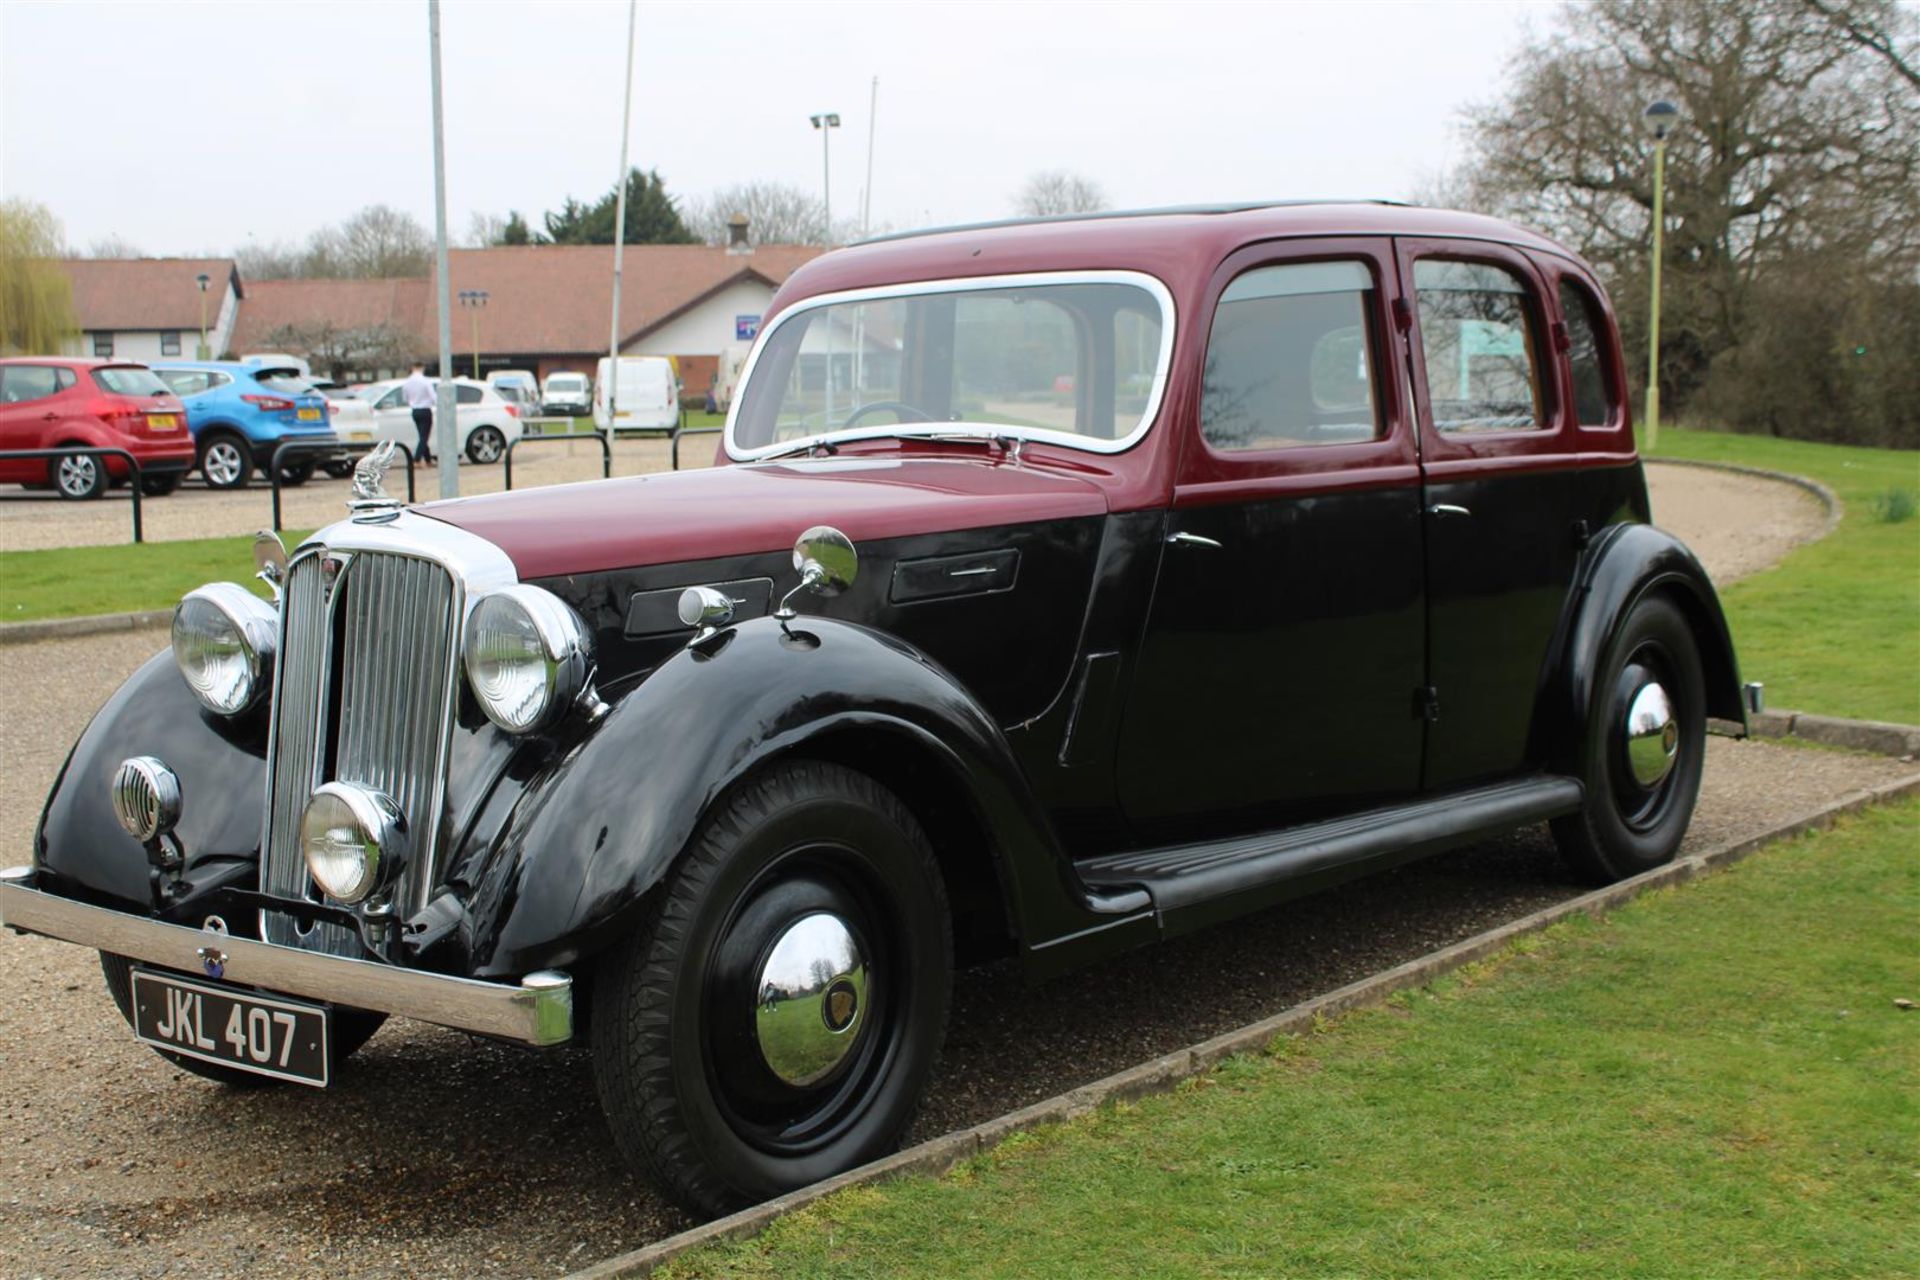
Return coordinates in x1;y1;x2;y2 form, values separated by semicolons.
2;201;1757;1215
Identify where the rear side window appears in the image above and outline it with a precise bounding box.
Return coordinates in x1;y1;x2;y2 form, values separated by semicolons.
456;384;483;405
1559;278;1618;427
1201;260;1384;451
157;369;226;396
1413;260;1546;432
91;366;171;397
2;365;66;402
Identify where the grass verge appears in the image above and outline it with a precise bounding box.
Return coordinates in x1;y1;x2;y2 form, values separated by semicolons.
665;800;1920;1279
0;531;293;623
1654;428;1920;723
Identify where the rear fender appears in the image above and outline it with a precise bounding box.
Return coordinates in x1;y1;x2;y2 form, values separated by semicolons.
462;616;1111;978
1534;522;1746;774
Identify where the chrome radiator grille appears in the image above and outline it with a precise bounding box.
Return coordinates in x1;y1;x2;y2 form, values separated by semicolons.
261;550;460;953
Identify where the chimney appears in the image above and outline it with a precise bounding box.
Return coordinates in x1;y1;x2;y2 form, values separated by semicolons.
726;213;751;254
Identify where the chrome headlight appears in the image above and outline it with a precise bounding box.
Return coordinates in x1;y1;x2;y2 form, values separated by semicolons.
300;782;404;904
171;583;278;716
462;585;592;734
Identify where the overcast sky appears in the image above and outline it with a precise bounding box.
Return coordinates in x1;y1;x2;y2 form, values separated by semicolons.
1;0;1545;255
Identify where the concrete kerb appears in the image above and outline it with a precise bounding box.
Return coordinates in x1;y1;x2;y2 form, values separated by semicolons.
570;764;1920;1279
0;609;171;647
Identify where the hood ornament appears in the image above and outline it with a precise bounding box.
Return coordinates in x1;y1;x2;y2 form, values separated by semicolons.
348;441;403;523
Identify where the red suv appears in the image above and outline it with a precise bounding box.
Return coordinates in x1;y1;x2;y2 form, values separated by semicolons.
0;358;197;498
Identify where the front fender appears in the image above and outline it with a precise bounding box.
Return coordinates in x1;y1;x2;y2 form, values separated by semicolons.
1534;522;1746;773
35;650;268;908
462;616;1076;978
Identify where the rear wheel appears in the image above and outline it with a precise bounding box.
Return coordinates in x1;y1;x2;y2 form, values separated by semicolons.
466;425;506;464
198;433;252;489
322;459;357;479
51;450;106;500
1551;595;1706;883
592;760;952;1215
275;457;315;487
99;953;386;1087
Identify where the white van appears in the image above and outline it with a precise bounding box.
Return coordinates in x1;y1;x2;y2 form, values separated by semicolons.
593;356;678;432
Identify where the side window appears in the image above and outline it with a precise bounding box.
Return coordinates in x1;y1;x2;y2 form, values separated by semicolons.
456;383;482;405
376;389;404;410
1412;259;1546;432
158;369;213;397
1201;260;1383;451
1;365;62;403
160;331;182;357
1558;278;1618;428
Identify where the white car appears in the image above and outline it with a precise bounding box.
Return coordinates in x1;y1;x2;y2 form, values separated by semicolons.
541;370;592;417
352;377;524;464
311;382;378;478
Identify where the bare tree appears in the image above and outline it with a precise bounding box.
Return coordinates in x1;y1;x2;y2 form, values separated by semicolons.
260;320;418;381
304;205;434;278
1013;170;1108;217
465;211;508;248
1;199;78;353
1450;0;1919;444
685;181;834;245
82;234;145;259
235;239;306;281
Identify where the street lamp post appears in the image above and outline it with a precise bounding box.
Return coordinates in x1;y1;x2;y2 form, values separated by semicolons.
1643;99;1679;452
195;273;211;359
458;289;490;379
810;112;840;244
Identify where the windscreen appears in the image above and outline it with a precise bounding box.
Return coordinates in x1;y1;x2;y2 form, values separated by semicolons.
91;366;171;396
731;278;1166;453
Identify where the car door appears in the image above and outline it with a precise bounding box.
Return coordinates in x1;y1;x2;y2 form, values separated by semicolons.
0;365;72;483
1115;240;1426;842
370;386;411;446
1395;238;1633;789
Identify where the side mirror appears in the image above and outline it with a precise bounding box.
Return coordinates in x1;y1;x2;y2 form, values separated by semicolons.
776;525;857;620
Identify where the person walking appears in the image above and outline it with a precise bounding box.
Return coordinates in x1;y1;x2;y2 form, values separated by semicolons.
401;362;437;465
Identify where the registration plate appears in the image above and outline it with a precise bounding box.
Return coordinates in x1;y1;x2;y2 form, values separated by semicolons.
147;413;180;430
348;430;373;442
297;407;322;422
130;968;331;1087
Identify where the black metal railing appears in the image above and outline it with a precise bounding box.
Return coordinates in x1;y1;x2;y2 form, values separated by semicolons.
270;440;414;532
0;447;147;543
671;423;723;471
503;430;611;491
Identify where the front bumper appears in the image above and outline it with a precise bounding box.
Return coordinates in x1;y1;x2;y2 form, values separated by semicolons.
0;868;571;1047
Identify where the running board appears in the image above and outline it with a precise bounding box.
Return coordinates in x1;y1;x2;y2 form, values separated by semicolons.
1078;776;1584;938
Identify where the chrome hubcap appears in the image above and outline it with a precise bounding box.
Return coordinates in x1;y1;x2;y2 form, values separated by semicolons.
58;455;96;494
205;442;242;485
1624;680;1678;787
753;912;869;1088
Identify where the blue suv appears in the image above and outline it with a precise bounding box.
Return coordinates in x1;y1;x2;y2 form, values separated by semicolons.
152;360;338;488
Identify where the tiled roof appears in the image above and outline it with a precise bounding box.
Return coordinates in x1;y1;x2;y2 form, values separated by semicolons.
433;244;823;354
228;277;431;353
59;258;240;330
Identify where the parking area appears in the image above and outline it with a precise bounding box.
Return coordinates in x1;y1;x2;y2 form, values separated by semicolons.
0;431;719;551
2;623;1913;1278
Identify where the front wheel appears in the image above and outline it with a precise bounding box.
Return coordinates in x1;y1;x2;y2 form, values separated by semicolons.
99;953;385;1087
592;760;952;1216
52;450;106;500
466;425;506;464
1551;595;1706;883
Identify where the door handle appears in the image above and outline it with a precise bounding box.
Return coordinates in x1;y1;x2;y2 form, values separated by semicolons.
1166;532;1223;549
1427;504;1472;519
42;412;59;421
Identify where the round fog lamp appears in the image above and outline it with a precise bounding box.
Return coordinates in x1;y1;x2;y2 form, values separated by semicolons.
299;783;404;904
172;582;277;716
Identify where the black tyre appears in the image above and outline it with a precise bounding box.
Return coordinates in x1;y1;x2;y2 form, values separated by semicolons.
466;425;506;464
100;953;386;1087
197;433;252;489
322;459;357;479
139;473;181;497
276;457;315;487
51;449;106;500
592;760;952;1216
1551;595;1706;883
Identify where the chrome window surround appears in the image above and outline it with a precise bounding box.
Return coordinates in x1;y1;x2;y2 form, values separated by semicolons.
723;269;1179;462
258;511;517;948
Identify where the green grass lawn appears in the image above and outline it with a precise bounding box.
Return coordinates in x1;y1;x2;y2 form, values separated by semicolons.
1654;428;1920;724
0;530;293;623
666;800;1920;1280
